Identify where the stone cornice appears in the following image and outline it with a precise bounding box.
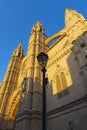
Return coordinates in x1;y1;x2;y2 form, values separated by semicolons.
47;95;87;119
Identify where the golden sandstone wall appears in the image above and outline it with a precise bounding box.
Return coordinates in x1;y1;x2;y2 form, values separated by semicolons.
46;9;87;130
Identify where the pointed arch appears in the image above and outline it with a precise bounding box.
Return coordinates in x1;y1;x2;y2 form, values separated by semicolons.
6;88;21;119
61;72;67;90
56;75;62;93
52;65;69;94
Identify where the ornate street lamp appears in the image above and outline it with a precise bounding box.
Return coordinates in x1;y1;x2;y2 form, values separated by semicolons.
22;78;26;93
37;52;48;130
69;121;74;130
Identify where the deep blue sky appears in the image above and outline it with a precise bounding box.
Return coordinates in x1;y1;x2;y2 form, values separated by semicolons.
0;0;87;82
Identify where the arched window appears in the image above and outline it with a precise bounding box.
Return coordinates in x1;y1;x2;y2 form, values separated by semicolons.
61;72;67;90
56;75;62;93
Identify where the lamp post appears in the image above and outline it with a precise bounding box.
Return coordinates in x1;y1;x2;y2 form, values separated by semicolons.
37;52;48;130
69;121;74;130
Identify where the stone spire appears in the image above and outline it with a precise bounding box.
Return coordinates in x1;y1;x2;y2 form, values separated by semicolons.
0;42;24;118
65;8;85;27
12;42;23;58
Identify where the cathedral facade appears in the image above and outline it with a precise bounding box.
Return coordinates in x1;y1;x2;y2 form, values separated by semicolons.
0;8;87;130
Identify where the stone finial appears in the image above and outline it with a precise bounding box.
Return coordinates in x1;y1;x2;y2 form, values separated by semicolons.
65;8;85;27
31;21;44;34
17;42;23;51
12;42;23;58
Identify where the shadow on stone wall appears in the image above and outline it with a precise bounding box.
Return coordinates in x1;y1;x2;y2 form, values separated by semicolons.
0;117;15;130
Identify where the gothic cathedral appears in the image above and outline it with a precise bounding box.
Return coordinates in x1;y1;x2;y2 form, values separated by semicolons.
0;8;87;130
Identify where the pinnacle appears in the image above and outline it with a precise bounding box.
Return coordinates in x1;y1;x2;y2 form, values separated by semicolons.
35;21;43;28
31;21;44;33
65;8;71;12
19;42;22;46
65;8;85;27
36;20;42;25
65;8;75;17
17;42;23;50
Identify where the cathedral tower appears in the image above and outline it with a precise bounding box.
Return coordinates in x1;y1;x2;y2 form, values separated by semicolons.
14;21;48;130
0;43;23;128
